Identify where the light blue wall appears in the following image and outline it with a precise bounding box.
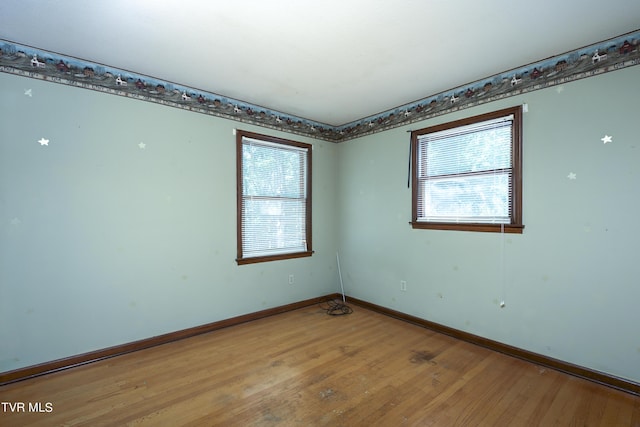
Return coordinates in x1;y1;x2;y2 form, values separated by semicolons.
336;65;640;383
2;66;639;384
0;72;339;372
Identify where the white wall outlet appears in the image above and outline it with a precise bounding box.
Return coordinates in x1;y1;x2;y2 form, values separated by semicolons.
400;280;407;291
288;274;294;285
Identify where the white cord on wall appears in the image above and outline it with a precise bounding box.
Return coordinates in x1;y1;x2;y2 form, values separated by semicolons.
500;223;506;308
336;252;346;303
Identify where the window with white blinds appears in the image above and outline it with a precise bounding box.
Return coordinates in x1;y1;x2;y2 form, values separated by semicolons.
411;106;524;233
236;130;312;264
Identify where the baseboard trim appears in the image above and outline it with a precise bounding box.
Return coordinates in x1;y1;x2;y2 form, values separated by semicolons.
0;294;339;386
346;296;639;396
5;293;637;396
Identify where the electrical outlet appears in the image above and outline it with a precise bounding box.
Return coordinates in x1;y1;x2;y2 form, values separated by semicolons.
288;274;294;285
400;280;407;291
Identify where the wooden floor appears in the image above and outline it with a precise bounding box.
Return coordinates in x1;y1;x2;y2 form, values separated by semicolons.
1;303;639;426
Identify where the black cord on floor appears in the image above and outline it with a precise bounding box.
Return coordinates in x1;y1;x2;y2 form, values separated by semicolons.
320;297;353;316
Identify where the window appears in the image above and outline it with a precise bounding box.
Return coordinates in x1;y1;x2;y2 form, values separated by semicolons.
236;130;312;264
411;106;524;233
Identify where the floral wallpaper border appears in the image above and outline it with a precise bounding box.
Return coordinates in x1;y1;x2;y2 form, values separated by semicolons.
1;30;639;142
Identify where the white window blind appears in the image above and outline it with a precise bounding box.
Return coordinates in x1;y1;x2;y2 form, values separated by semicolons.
241;136;309;258
416;115;514;224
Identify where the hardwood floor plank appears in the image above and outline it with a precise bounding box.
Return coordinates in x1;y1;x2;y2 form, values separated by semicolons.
1;304;638;426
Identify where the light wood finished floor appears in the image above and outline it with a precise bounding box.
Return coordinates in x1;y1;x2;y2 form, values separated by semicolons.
1;303;639;426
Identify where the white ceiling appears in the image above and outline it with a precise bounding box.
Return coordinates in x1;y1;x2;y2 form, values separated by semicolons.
1;0;639;126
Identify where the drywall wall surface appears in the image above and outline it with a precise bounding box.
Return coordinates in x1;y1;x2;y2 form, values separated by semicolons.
336;66;640;383
0;72;339;372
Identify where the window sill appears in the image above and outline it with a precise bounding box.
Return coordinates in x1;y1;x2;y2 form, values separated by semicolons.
236;250;314;265
410;222;524;234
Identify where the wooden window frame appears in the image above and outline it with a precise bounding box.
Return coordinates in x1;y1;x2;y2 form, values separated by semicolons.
236;130;313;265
410;106;524;234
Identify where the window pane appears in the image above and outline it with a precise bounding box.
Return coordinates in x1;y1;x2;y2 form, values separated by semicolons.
419;171;511;223
422;124;512;177
243;144;306;198
242;198;307;256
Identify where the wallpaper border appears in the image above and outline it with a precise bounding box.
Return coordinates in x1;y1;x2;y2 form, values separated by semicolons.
1;30;638;142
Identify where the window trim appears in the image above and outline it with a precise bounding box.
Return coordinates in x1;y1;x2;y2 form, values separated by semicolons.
236;130;313;265
410;106;524;234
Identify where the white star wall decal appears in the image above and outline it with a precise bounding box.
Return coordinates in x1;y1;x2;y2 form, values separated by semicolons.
138;142;146;149
567;172;577;180
38;138;49;146
601;135;612;144
24;89;33;97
